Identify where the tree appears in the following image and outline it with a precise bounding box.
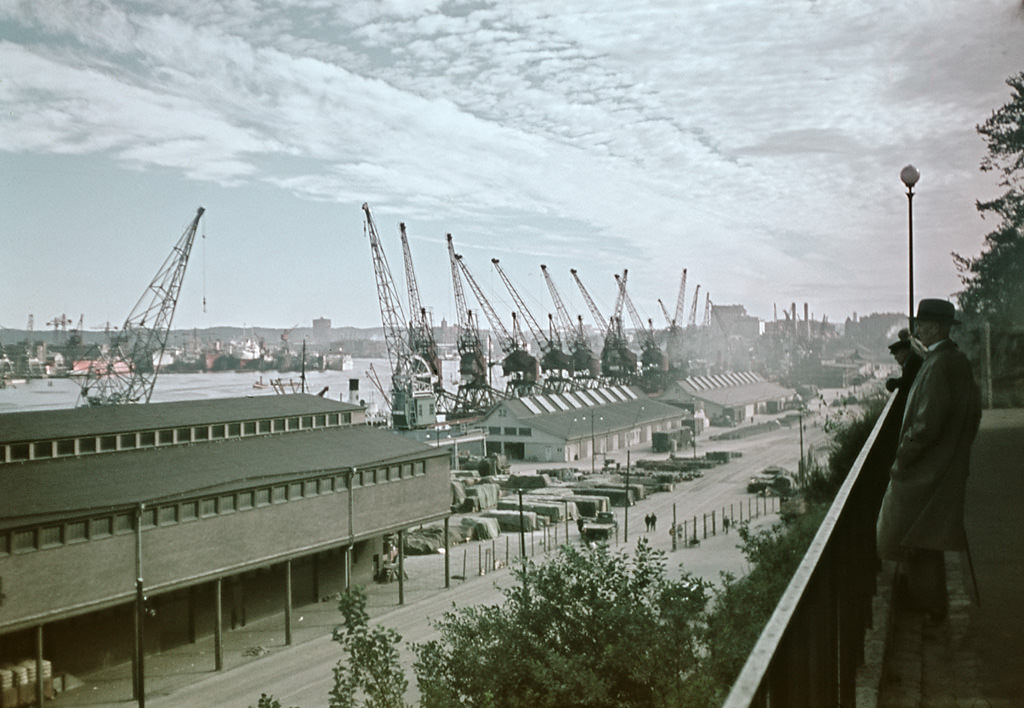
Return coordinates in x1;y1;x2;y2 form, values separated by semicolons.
954;71;1024;328
412;539;710;708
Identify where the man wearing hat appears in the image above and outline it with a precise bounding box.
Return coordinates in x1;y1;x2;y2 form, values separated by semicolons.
876;299;982;622
885;328;924;415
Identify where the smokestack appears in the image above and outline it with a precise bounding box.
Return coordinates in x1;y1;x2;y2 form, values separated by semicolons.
348;378;360;405
804;303;810;339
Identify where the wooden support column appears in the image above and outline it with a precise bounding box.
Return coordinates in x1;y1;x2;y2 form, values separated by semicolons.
397;530;405;606
284;560;293;645
444;517;451;589
35;625;44;708
344;546;352;591
214;579;223;671
188;585;197;644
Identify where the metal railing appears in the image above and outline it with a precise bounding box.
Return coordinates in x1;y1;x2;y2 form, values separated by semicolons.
722;395;900;708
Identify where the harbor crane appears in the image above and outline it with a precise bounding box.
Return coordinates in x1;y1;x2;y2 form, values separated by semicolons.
687;284;702;328
571;268;636;384
453;253;539;398
541;265;599;384
77;207;204;406
361;203;436;429
492;258;573;392
664;268;689;375
446;234;501;416
615;271;668;392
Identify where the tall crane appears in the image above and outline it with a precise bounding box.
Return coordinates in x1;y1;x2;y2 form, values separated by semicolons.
454;253;538;397
664;268;688;375
572;268;635;384
541;265;599;383
399;222;451;413
446;234;501;416
77;207;204;406
657;300;673;327
492;259;572;391
687;284;702;328
361;203;435;429
616;271;667;392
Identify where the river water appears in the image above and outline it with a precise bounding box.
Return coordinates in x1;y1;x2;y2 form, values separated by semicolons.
0;359;396;415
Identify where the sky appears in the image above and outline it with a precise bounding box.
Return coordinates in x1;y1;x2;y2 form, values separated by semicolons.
2;0;1024;336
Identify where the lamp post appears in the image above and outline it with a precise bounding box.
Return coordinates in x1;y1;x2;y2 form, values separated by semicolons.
795;395;805;482
900;164;920;332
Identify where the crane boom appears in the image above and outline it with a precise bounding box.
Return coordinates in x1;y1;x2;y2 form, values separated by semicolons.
400;222;442;382
687;284;701;327
673;268;687;325
363;203;411;374
570;268;608;333
657;299;673;327
540;265;575;336
78;207;204;406
455;255;514;353
492;259;556;350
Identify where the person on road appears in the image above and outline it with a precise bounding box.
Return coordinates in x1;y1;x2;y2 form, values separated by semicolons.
876;299;982;623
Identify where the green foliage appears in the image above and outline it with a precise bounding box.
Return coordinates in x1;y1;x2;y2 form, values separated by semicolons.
955;71;1024;329
701;507;827;702
250;693;300;708
802;395;886;505
330;587;410;708
412;539;710;708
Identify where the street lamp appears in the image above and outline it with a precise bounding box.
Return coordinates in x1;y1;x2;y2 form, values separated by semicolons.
900;164;920;332
794;394;805;481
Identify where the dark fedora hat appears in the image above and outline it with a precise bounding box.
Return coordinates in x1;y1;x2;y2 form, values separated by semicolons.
888;338;912;353
915;298;959;324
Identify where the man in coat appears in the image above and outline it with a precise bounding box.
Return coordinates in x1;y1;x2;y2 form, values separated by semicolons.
876;299;982;621
884;329;924;416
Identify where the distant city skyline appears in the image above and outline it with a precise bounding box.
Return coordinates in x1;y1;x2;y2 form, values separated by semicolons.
2;2;1023;333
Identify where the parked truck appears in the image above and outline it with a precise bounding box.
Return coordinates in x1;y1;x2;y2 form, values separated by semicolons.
579;510;618;544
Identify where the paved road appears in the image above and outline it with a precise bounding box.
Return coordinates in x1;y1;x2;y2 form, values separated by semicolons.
53;413;828;708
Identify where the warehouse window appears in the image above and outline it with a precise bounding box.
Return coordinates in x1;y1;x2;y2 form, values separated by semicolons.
193;426;209;441
57;439;76;456
488;427;501;436
258;420;271;434
315;414;327;427
272;485;287;503
114;513;134;534
139;431;156;447
200;499;217;517
219;495;236;513
66;521;88;543
176;427;191;443
158;506;178;526
256;488;271;506
157;429;174;445
229;422;242;437
0;532;9;555
141;508;156;528
518;428;532;436
273;418;286;433
12;529;36;553
343;412;352;424
388;466;399;482
401;463;412;478
287;417;299;430
319;478;334;494
304;480;318;497
91;517;113;538
100;435;118;452
9;443;29;461
32;441;53;459
414;461;425;476
40;526;62;548
119;433;137;449
288;482;303;499
302;415;313;428
180;502;198;521
211;424;226;439
238;491;254;510
503;427;517;436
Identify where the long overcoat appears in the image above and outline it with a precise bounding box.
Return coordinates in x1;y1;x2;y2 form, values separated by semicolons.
876;339;981;560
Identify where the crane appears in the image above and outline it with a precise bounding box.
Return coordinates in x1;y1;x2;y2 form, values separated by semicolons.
446;234;501;416
673;268;688;326
454;252;538;397
615;272;667;392
541;265;599;383
687;284;702;328
492;259;573;391
663;268;689;375
703;292;712;328
77;207;204;406
572;268;635;384
399;223;443;384
361;203;435;429
657;299;673;327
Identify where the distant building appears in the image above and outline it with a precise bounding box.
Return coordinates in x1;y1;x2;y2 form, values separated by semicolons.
476;385;688;462
0;395;449;684
312;316;332;344
661;371;795;423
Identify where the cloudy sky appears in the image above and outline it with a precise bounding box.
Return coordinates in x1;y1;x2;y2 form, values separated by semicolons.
2;0;1023;336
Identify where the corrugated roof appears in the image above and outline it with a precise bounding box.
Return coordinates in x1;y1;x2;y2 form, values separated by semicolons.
0;394;362;443
669;373;794;407
1;425;442;529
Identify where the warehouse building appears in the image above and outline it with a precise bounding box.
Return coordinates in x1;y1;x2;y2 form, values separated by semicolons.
477;385;688;463
660;372;796;424
0;395;450;700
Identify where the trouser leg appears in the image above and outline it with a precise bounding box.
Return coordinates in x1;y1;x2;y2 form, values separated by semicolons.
904;548;947;617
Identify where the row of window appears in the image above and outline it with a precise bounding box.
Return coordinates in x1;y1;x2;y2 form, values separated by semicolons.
0;460;425;556
488;427;533;437
2;411;354;464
